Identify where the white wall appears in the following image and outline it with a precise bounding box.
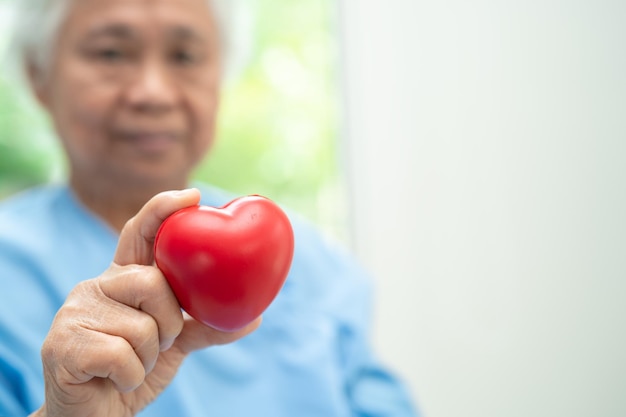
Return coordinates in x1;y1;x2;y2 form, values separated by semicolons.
337;1;626;417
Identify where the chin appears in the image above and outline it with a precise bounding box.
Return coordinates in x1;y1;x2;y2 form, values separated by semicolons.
113;167;187;191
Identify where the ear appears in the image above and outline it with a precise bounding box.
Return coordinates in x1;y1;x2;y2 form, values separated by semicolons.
26;60;52;110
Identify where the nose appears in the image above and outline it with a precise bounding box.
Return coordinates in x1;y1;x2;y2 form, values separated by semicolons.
125;59;179;113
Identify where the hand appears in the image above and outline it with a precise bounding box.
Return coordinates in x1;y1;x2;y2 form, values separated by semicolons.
31;189;261;417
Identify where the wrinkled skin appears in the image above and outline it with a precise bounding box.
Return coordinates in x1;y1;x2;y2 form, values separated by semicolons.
32;0;223;231
32;190;261;417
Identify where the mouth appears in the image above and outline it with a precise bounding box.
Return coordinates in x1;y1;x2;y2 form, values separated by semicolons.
115;130;182;155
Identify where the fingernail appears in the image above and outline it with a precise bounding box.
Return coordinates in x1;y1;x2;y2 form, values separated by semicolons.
160;338;175;352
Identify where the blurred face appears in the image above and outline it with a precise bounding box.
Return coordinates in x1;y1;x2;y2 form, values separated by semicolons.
34;0;222;188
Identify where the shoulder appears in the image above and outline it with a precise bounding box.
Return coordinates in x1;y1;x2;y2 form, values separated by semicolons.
0;184;114;324
0;186;68;289
0;184;63;216
0;184;68;243
0;183;104;272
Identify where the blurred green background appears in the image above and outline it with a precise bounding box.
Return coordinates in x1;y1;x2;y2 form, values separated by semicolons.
0;0;346;238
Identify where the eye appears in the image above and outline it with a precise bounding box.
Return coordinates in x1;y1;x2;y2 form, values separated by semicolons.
93;48;127;62
171;49;203;66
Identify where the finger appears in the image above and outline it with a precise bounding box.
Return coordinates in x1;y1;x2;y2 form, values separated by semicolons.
174;315;262;354
114;188;201;266
86;333;147;393
98;264;184;352
61;278;161;374
43;327;146;393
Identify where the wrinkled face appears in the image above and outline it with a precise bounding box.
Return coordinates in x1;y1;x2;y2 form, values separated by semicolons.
34;0;222;187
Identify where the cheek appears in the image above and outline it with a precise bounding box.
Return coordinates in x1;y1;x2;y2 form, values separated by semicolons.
188;89;220;153
49;76;116;142
48;83;119;170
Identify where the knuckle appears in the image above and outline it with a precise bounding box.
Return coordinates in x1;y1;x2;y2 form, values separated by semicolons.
169;312;185;335
107;336;135;367
41;323;85;380
40;337;57;363
131;313;159;342
67;279;98;303
134;266;161;290
123;265;161;294
103;264;162;305
124;314;160;364
122;216;138;233
121;319;159;370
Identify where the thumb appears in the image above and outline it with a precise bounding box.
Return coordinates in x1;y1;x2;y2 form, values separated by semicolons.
114;189;201;266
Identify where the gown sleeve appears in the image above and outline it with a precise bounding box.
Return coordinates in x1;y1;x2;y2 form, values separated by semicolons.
294;217;421;416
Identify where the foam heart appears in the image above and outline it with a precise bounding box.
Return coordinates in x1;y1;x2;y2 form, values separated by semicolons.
154;195;294;332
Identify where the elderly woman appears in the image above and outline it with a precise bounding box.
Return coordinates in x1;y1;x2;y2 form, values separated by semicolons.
0;0;418;416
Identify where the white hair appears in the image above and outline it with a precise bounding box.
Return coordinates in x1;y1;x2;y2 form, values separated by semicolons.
8;0;252;83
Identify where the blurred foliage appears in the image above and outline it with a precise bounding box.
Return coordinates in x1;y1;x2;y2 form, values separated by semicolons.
0;0;345;236
0;77;51;196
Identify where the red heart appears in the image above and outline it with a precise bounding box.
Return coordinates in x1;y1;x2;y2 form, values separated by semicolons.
154;195;294;332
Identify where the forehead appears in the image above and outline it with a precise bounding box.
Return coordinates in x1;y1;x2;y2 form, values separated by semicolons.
61;0;218;40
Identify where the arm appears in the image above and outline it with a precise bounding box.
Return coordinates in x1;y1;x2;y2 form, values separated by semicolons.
342;310;420;416
319;240;420;416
